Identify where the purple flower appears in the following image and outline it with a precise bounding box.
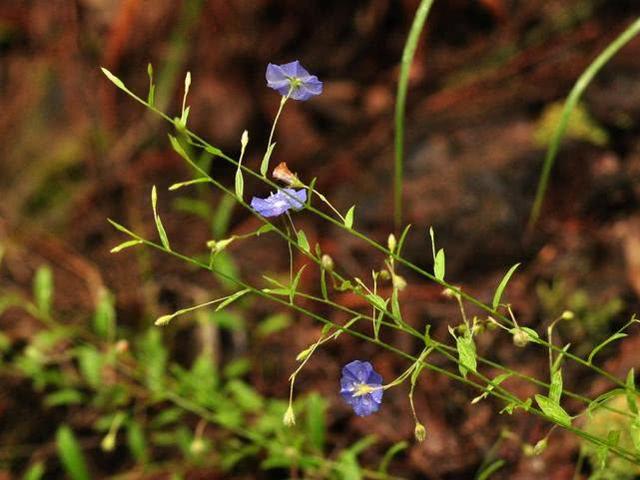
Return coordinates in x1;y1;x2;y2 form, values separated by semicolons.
340;360;383;417
266;61;323;101
250;188;307;218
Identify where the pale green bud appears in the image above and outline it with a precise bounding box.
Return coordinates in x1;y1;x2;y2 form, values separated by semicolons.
512;328;529;348
561;310;574;320
387;234;397;253
321;254;334;271
283;405;296;427
414;423;426;442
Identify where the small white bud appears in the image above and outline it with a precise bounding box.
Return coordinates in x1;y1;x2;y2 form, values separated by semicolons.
155;314;174;326
241;130;249;149
321;254;334;271
392;274;407;291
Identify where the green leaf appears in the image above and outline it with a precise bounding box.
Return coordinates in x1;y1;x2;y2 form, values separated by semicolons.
477;459;506;480
289;265;307;304
471;373;511;404
534;395;572;426
76;346;103;390
365;293;388;312
45;389;84;407
260;142;276;176
109;239;143;253
56;425;91;480
492;263;520;309
100;67;126;92
456;335;476;378
344;206;356;229
234;167;244;201
93;289;115;339
378;441;408;474
396;224;412;256
627;369;638;415
151;186;171;250
127;421;148;464
629;416;640;453
588;332;628;364
306;393;327;452
212;195;236;237
428;226;437;262
169;177;210;191
256;313;291;337
107;218;140;239
22;462;45;480
215;289;250;312
434;248;445;281
33;266;53;317
549;368;563;405
296;229;310;253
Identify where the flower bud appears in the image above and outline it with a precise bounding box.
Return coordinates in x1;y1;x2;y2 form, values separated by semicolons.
190;438;206;455
512;328;529;348
241;130;249;149
321;254;334;271
101;433;116;452
414;423;426;442
114;339;129;354
283;405;296;427
378;270;390;281
296;347;313;362
392;274;407;291
561;310;574;320
155;314;174;326
387;234;397;253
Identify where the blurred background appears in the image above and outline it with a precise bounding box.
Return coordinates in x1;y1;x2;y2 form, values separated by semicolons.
2;0;640;478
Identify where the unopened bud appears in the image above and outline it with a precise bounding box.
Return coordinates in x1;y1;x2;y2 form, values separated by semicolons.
273;162;303;187
114;339;129;354
378;270;390;281
321;254;334;271
533;438;547;455
414;423;426;442
283;405;296;427
561;310;574;320
392;274;407;291
241;130;249;149
101;433;116;452
296;347;313;362
387;234;397;253
190;438;206;455
155;314;174;326
512;328;529;348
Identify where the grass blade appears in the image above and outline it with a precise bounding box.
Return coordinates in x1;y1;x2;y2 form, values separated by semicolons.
394;0;436;230
528;17;640;230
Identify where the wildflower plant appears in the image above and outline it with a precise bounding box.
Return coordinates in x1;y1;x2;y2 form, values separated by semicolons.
100;29;640;477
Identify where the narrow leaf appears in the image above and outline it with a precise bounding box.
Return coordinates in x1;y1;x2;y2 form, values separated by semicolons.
56;425;91;480
344;206;355;229
289;265;307;304
492;263;520;309
534;395;572;426
151;185;171;250
234;168;244;201
260;142;276;177
588;332;628;364
626;369;638;415
215;289;250;312
110;240;143;253
456;335;477;378
434;248;445;281
549;368;563;405
34;266;53;317
296;229;310;253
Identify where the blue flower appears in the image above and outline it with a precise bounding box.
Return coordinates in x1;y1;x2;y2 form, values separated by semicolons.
340;360;383;417
250;188;307;218
266;61;323;101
